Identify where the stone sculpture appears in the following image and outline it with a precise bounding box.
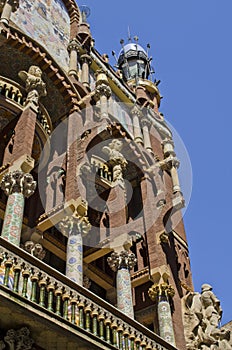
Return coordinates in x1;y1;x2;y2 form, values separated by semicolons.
182;284;231;349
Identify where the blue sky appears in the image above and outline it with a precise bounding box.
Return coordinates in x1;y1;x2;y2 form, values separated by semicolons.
82;0;232;324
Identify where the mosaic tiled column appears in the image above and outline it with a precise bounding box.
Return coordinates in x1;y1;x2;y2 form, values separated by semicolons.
59;215;90;285
107;250;137;318
0;0;19;25
148;283;176;347
0;170;36;246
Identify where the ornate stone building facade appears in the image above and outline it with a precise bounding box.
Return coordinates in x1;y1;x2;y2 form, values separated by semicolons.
0;1;230;349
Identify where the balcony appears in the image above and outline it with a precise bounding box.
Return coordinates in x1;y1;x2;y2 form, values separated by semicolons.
0;75;52;136
0;237;177;350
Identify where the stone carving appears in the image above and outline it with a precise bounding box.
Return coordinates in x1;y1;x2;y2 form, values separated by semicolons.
1;170;36;198
83;275;91;289
18;66;47;105
103;139;127;167
4;327;34;350
102;139;127;183
58;214;91;237
107;250;137;271
148;282;175;301
182;284;231;349
0;0;19;12
23;241;46;260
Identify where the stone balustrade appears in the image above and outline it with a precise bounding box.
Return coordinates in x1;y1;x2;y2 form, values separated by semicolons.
0;76;52;135
91;157;113;182
0;237;176;350
0;76;24;105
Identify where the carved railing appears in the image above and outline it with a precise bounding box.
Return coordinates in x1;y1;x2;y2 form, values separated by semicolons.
0;237;176;350
0;76;52;135
91;156;113;183
0;75;24;105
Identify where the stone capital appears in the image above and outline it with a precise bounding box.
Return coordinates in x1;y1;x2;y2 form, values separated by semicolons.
131;105;143;118
23;241;46;260
107;250;137;272
1;170;36;197
95;83;111;99
80;53;92;65
159;155;180;170
67;38;80;53
58;214;91;237
162;138;175;157
141;118;151;128
148;282;175;302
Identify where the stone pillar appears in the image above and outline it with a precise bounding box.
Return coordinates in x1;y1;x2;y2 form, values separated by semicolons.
131;105;143;145
0;170;36;246
67;38;79;77
0;0;19;25
59;215;90;285
80;53;92;89
95;70;111;119
141;118;153;153
161;139;181;194
148;283;176;347
107;250;137;318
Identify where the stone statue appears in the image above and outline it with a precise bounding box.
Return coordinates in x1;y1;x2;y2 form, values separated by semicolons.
102;139;127;183
18;65;47;105
102;139;127;168
182;284;231;349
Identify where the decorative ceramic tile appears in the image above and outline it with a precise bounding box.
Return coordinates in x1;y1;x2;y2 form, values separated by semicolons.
11;0;70;70
66;233;83;285
117;268;134;318
158;300;175;345
2;193;24;246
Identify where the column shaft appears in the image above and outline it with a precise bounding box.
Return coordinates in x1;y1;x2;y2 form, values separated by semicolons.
142;123;153;153
117;268;134;318
1;2;11;24
158;299;176;347
132;114;143;144
170;166;181;193
69;49;78;76
1;192;24;246
66;232;83;285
